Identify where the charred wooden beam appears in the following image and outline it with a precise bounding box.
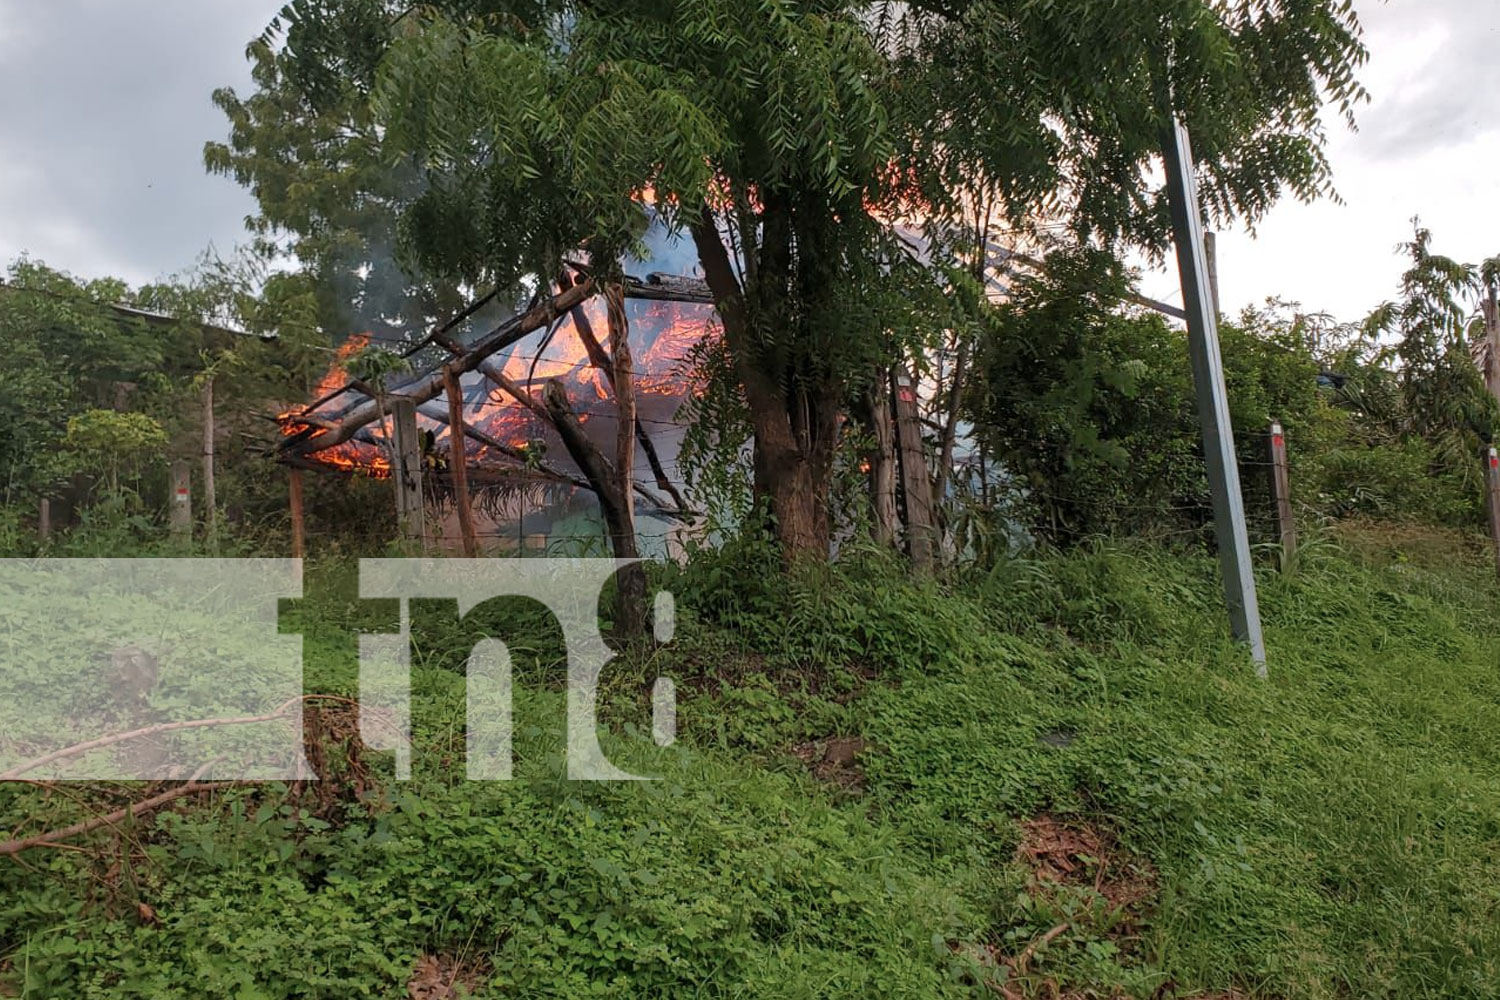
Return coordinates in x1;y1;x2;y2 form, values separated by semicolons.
281;280;595;457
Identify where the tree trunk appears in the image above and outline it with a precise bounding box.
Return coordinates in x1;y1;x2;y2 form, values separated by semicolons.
933;343;967;513
689;203;836;561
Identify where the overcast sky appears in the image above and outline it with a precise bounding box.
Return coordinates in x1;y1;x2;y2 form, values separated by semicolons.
1;0;1495;322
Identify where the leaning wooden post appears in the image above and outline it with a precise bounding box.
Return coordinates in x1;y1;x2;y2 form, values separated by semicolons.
169;460;193;540
605;283;639;550
1269;421;1297;571
1485;445;1500;581
390;398;426;549
442;368;480;558
892;366;936;572
288;467;305;561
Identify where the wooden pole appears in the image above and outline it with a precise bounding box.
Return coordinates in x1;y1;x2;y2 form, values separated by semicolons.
1485;445;1500;581
38;497;51;543
201;376;217;548
390;398;426;549
605;283;638;546
868;371;898;548
169;460;192;539
1269;421;1297;571
442;368;480;558
892;366;936;572
1204;231;1222;320
288;467;305;561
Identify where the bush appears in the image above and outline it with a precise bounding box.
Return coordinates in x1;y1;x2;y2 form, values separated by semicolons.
969;248;1326;542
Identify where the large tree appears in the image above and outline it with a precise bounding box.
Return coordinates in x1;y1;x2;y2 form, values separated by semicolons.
213;0;1367;558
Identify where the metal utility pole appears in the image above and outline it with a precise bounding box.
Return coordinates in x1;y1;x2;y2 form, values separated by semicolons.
1161;119;1267;672
1203;231;1222;319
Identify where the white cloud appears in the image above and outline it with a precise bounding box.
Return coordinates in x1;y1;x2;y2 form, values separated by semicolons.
1140;0;1500;322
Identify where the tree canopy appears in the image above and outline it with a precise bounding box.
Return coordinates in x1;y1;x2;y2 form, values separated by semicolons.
211;0;1369;556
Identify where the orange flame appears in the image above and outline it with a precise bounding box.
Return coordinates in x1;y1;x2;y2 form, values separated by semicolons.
283;306;718;477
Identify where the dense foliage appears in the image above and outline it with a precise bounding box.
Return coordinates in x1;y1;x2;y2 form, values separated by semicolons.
965;231;1499;544
0;256;329;547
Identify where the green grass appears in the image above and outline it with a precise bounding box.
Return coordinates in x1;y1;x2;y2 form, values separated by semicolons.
3;523;1500;997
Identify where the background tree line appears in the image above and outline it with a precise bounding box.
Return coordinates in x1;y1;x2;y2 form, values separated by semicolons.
3;0;1496;570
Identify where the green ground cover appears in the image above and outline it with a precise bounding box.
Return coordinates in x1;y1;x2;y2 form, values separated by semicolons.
3;523;1499;998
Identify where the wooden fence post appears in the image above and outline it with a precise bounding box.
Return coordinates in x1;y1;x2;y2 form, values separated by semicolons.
390;398;427;549
868;372;899;548
288;467;305;561
442;368;480;558
169;461;192;540
201;376;217;548
38;498;51;543
1204;231;1222;320
1269;421;1297;570
892;366;935;572
1485;445;1500;580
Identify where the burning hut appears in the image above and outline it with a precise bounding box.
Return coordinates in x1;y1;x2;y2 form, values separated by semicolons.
274;219;1040;560
275;249;716;557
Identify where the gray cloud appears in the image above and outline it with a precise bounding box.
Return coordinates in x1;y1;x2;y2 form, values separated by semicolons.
0;0;1490;319
1353;0;1500;159
0;0;282;284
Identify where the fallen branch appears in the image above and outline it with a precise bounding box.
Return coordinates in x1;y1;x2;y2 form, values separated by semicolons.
0;781;237;857
482;367;689;518
0;695;360;780
1014;922;1069;975
565;290;690;513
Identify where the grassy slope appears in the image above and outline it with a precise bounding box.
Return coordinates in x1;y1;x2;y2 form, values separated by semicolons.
2;524;1499;998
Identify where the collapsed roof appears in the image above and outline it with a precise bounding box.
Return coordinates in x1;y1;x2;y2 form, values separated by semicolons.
275;267;716;519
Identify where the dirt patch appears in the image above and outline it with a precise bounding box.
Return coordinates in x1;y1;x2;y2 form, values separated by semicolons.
408;953;488;999
792;736;868;789
294;700;389;818
949;815;1161;997
1015;815;1156;915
